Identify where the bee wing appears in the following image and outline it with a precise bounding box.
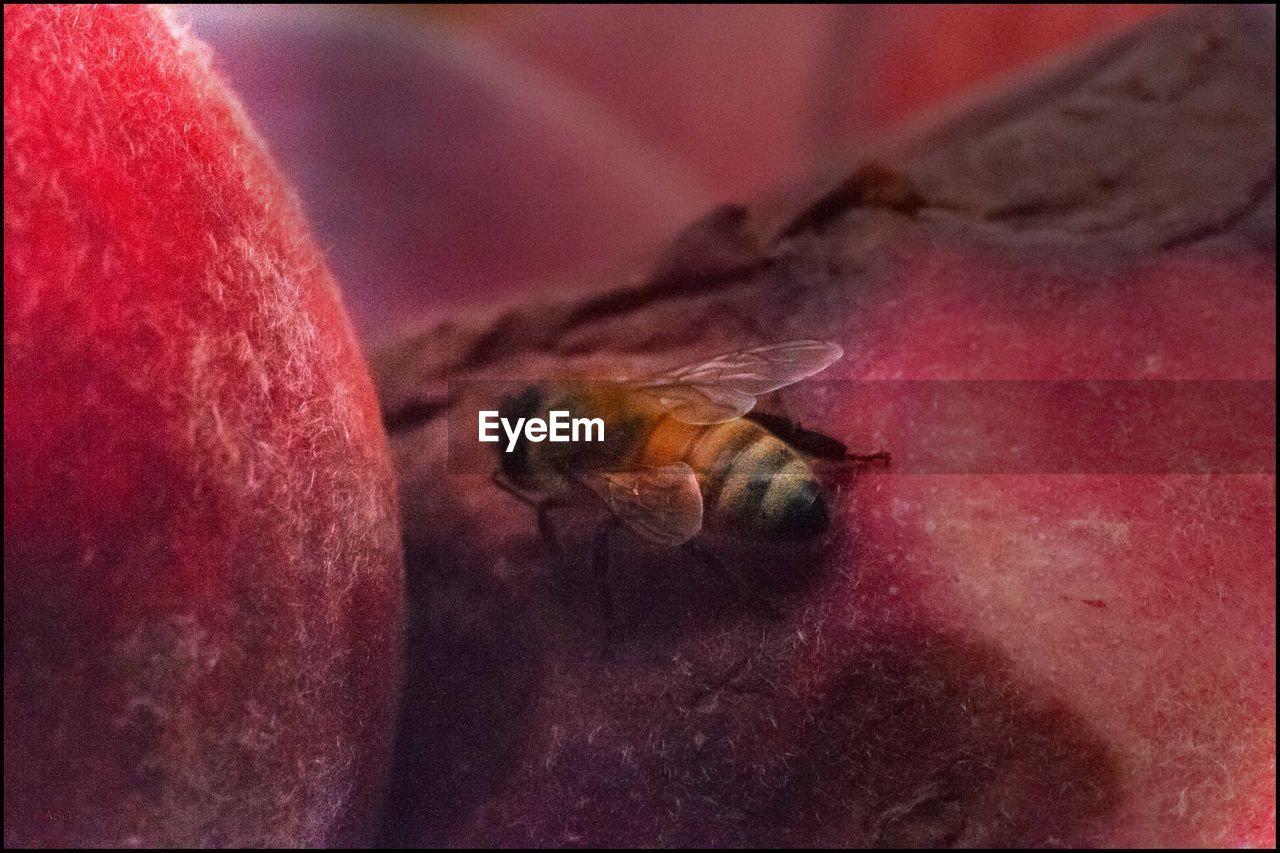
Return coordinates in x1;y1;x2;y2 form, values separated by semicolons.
581;463;703;546
629;383;759;426
628;340;844;425
651;340;845;392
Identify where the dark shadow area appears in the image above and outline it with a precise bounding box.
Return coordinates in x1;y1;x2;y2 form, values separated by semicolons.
377;480;1119;847
539;505;839;659
760;633;1119;847
453;627;1119;847
376;487;848;845
377;536;544;847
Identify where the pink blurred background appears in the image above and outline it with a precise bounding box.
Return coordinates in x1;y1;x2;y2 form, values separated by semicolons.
183;4;1163;343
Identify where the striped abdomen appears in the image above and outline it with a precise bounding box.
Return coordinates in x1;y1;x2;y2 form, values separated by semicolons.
515;383;829;540
637;415;828;541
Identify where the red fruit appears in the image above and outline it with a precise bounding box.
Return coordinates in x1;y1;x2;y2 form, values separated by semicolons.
4;6;402;846
374;7;1274;846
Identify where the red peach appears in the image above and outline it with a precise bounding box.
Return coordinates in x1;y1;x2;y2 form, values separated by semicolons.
374;7;1274;846
4;6;402;846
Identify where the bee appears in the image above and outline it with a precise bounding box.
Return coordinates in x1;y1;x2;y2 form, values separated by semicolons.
491;341;882;576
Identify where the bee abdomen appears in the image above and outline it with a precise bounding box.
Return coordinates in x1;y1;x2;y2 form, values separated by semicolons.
706;428;828;540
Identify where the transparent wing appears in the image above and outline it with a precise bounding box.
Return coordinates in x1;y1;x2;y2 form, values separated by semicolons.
628;340;843;425
581;463;703;546
631;383;758;425
646;340;845;393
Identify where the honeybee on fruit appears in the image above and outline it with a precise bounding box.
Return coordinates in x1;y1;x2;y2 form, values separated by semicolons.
490;341;888;625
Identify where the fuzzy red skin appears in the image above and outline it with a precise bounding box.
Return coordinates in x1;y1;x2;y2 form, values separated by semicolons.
4;6;402;846
373;8;1275;846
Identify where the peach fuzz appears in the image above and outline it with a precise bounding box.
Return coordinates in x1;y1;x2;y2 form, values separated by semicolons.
5;6;403;846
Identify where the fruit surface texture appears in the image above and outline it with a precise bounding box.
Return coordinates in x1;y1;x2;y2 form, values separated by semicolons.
374;7;1275;846
4;6;404;846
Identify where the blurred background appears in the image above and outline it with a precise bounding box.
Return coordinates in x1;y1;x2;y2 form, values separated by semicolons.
182;4;1163;344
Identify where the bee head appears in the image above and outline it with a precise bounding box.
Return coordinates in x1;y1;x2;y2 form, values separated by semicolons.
496;384;543;482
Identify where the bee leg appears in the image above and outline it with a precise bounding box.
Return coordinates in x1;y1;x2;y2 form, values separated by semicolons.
746;411;891;466
684;542;782;621
490;472;564;554
592;516;623;656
